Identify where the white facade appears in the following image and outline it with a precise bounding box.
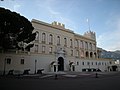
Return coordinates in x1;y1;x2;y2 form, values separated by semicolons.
0;19;113;75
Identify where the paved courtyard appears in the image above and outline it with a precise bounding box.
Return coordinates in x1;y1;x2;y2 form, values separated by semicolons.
1;71;120;90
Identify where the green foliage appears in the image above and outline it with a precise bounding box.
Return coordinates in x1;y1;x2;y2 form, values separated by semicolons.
0;7;36;51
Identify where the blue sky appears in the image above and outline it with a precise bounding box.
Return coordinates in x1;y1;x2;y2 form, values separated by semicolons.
0;0;120;51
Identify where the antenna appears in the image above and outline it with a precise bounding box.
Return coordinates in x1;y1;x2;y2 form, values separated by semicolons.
86;18;90;31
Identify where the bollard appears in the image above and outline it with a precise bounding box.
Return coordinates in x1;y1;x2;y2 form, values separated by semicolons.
95;73;98;78
55;74;58;80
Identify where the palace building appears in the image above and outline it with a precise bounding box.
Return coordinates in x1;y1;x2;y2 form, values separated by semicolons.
0;19;114;74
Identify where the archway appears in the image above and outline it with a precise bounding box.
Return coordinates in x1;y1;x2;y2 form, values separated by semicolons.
86;51;89;58
94;52;97;58
58;57;64;71
112;65;118;71
90;52;93;58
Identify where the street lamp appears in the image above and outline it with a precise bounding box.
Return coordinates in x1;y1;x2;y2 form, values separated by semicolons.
3;58;6;76
34;60;37;74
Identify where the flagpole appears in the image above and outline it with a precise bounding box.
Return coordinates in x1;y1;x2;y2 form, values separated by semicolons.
87;19;90;31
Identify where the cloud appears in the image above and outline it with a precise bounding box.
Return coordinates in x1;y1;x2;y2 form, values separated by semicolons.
97;16;120;51
48;7;77;30
36;0;77;31
0;0;21;12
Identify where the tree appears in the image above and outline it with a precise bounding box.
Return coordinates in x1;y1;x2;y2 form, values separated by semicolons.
0;7;36;51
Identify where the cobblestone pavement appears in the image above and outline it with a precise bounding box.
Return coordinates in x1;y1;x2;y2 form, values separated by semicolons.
1;71;120;90
0;71;119;79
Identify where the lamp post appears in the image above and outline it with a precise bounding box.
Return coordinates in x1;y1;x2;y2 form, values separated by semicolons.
34;60;37;74
3;58;6;76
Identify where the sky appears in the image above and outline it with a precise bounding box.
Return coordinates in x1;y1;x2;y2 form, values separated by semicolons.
0;0;120;51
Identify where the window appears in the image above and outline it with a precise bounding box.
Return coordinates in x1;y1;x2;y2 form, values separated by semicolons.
109;61;112;64
6;58;11;64
105;63;106;66
89;43;92;50
87;62;90;65
102;62;104;65
49;34;53;45
35;31;39;41
42;33;46;43
75;39;79;48
80;41;84;48
91;62;93;65
21;59;24;64
96;62;97;65
85;42;88;49
49;47;52;53
76;50;79;57
82;62;84;65
77;62;79;65
64;38;67;47
35;45;38;52
57;36;60;45
70;39;73;48
71;50;73;56
81;50;84;58
42;46;45;53
98;62;101;65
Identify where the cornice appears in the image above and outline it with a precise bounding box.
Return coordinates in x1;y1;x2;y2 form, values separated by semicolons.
31;19;74;34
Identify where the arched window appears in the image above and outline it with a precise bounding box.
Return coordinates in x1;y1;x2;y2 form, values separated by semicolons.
80;41;84;48
89;43;92;50
49;47;52;54
42;33;46;43
35;31;39;41
57;36;60;45
70;39;73;48
49;34;53;44
42;46;45;53
75;39;79;48
64;38;67;47
76;50;79;57
81;50;84;58
35;45;38;52
71;50;73;56
85;42;88;50
77;62;79;65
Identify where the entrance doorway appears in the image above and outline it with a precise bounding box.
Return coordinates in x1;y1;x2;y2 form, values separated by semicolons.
58;57;64;71
112;65;118;71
